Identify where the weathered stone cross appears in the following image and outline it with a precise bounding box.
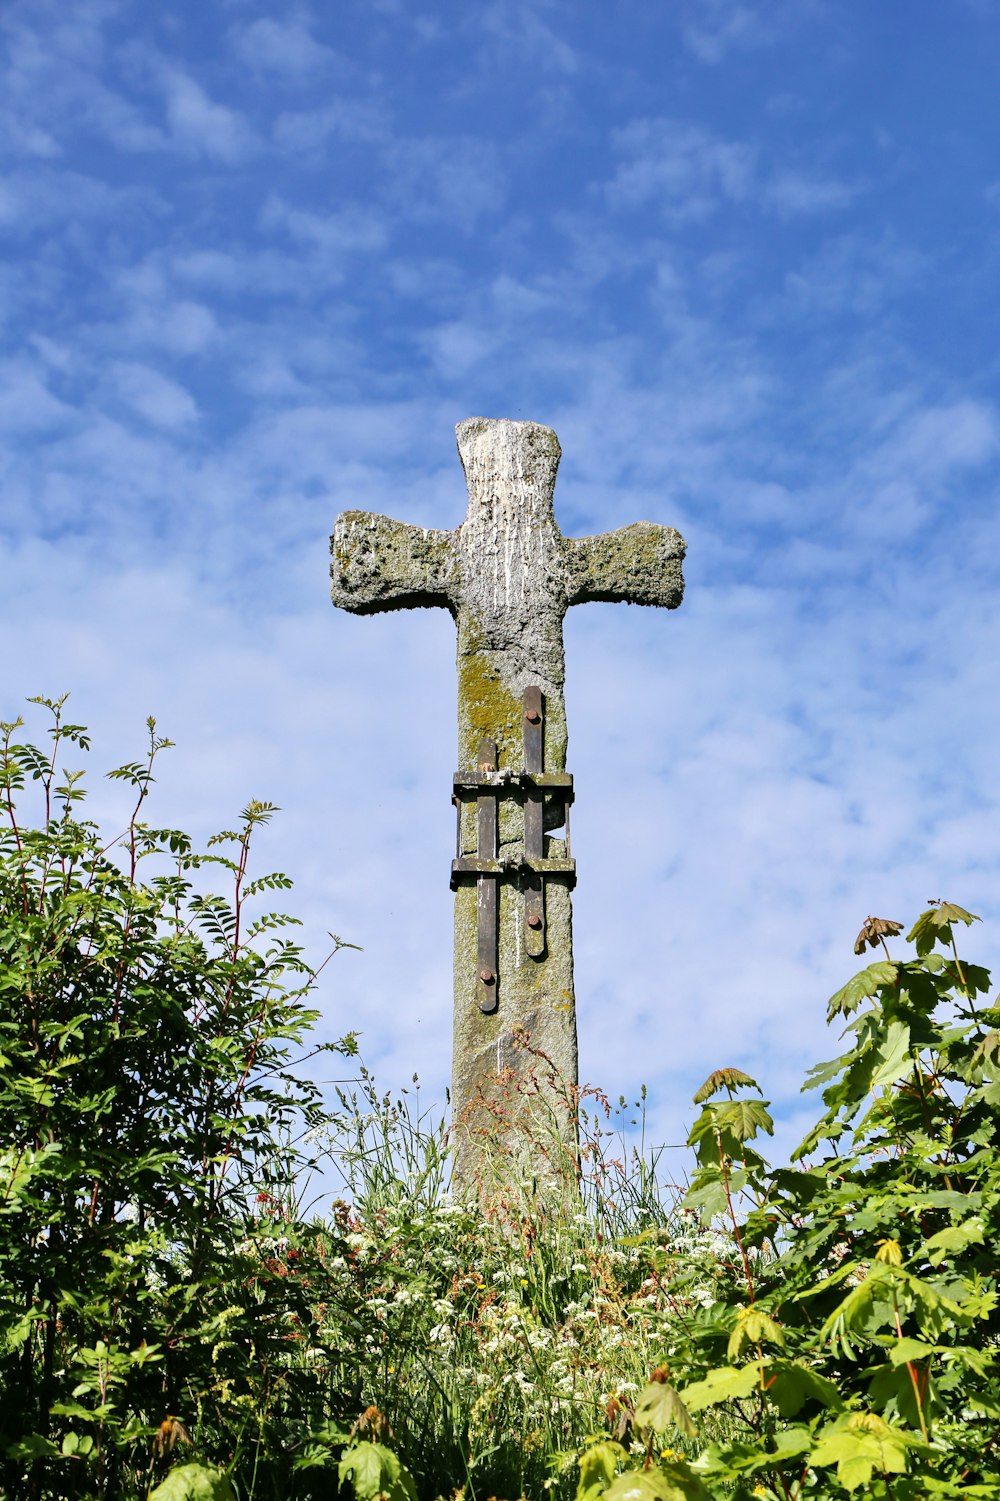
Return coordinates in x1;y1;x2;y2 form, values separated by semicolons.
331;417;685;1193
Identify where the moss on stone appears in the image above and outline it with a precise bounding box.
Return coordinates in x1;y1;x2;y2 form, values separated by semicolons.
330;511;457;613
457;647;524;767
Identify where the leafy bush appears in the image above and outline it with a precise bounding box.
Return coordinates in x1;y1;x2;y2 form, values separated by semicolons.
577;901;1000;1499
0;698;358;1499
6;697;1000;1501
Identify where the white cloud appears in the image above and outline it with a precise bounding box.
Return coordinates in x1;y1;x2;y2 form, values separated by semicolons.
162;71;257;163
875;399;999;480
0;6;167;158
111;362;200;429
765;169;859;217
233;17;341;77
608;119;756;219
608;119;859;227
0;168;143;235
680;0;791;63
273;99;388;154
2;0;999;1172
0;110;60;157
259;195;387;256
385;136;508;225
0;362;76;432
473;2;580;76
779;233;927;319
135;299;219;356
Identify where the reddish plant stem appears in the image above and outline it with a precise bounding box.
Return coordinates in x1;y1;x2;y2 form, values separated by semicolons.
717;1131;755;1304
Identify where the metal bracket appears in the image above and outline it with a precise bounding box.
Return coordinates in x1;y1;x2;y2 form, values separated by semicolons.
522;686;545;956
450;687;575;1009
473;737;498;1013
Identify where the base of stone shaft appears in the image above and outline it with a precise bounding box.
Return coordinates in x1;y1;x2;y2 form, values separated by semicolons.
450;874;579;1198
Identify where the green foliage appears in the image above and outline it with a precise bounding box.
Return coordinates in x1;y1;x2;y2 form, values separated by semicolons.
578;900;1000;1499
0;699;359;1499
7;696;1000;1500
339;1440;418;1501
148;1466;235;1501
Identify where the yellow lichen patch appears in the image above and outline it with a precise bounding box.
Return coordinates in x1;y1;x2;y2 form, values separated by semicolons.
456;647;523;766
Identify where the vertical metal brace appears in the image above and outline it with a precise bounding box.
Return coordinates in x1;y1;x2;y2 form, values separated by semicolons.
475;737;499;1013
522;687;545;957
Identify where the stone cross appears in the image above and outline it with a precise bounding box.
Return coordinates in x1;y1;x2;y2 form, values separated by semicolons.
330;417;685;1194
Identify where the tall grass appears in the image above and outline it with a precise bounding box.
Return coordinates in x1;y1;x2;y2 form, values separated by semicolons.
295;1054;693;1501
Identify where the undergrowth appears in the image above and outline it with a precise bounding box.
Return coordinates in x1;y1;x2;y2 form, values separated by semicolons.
3;701;1000;1500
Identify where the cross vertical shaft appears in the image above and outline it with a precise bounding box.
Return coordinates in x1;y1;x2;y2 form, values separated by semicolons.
330;417;685;1197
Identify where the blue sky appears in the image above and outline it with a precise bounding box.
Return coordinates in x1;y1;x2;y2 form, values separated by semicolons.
3;0;1000;1169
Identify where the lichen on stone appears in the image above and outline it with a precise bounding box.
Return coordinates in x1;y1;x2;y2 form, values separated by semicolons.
329;417;687;1198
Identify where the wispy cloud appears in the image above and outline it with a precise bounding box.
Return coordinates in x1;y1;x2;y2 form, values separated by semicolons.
471;1;581;76
608;119;756;219
765;169;860;217
232;17;344;78
679;0;804;64
607;117;860;226
110;361;200;429
3;0;1000;1161
160;70;258;163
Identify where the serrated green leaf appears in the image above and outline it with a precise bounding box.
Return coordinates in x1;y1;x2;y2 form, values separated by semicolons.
827;961;898;1021
692;1067;759;1103
889;1338;938;1365
944;1345;996;1377
338;1443;416;1501
635;1378;695;1436
148;1466;235;1501
791;1115;847;1156
766;1360;844;1417
923;1217;984;1265
604;1463;713;1501
5;1435;60;1461
291;1443;336;1472
711;1098;773;1141
727;1307;784;1359
602;1474;671;1501
576;1441;625;1501
810;1415;910;1493
680;1363;760;1412
907;903;979;957
869;1019;913;1091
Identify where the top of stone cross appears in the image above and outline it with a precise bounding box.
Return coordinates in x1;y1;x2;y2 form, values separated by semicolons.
330;418;685;643
455;417;562;530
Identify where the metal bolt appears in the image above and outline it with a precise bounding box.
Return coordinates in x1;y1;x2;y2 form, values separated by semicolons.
526;913;543;929
479;969;495;985
525;708;541;724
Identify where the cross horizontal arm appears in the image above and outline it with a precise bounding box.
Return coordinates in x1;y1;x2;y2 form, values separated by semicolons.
561;522;686;609
331;510;458;615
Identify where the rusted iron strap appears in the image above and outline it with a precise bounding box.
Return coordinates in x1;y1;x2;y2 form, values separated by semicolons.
522;687;545;955
453;770;573;793
452;854;576;880
475;736;498;1014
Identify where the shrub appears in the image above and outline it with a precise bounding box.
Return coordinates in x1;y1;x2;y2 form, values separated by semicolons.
0;698;356;1499
577;902;1000;1498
